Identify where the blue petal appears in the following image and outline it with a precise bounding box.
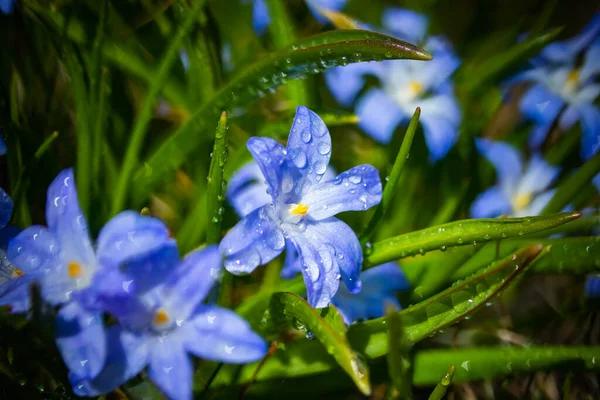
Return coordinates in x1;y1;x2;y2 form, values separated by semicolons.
289;218;362;308
580;40;600;82
332;262;409;324
0;270;31;313
305;0;348;23
247;136;288;202
226;162;271;217
585;275;600;298
559;105;581;132
517;154;560;195
301;164;382;220
280;240;302;279
252;0;271;35
161;245;221;321
470;186;512;218
0;224;20;251
520;190;555;217
594;173;600;192
96;211;177;269
541;13;600;63
325;64;372;107
220;206;285;275
0;188;13;228
184;305;268;363
148;336;192;400
356;89;405;144
381;7;428;43
71;325;149;397
286;106;332;186
55;301;106;380
0;0;14;14
475;139;523;195
7;226;73;305
579;104;600;160
0;136;6;155
519;84;564;125
418;93;461;161
45;169;95;267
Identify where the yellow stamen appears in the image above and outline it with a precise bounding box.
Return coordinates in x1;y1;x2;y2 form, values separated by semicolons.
12;268;24;278
408;81;423;94
67;262;83;278
567;69;580;85
291;203;309;216
512;193;533;212
153;309;169;325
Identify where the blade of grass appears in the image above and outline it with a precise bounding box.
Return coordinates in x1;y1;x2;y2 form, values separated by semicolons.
206;112;229;245
428;365;455;400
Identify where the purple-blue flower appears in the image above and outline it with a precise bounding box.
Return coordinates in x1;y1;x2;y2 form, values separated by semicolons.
325;8;461;161
72;245;267;400
251;0;348;35
0;0;14;14
220;106;382;308
586;275;600;298
1;169;176;382
471;139;560;218
510;14;600;160
0;136;6;156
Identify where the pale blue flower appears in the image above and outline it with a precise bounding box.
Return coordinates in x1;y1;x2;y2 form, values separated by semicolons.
251;0;348;34
220;106;382;308
471;139;560;218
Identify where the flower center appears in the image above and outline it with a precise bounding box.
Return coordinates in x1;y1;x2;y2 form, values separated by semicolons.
12;268;24;278
564;69;580;93
67;261;83;278
512;192;532;212
408;81;423;95
153;309;170;325
290;203;309;216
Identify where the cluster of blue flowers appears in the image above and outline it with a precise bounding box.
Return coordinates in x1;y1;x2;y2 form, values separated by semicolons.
0;107;410;398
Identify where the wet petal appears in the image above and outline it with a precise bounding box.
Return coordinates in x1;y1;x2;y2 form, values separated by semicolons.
475;139;523;195
226;162;272;217
301;165;382;220
96;211;177;269
247;136;287;201
161;245;221;321
356;89;405;144
71;325;149;397
280;240;302;279
148;336;192;400
45;169;95;266
55;302;106;380
381;7;428;43
220;206;285;275
286;106;333;186
470;186;512;218
185;305;267;363
0;189;12;229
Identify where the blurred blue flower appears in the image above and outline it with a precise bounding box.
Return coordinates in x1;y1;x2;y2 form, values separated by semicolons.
1;169;176;381
72;245;267;400
471;139;560;218
220;106;382;308
251;0;348;35
0;0;14;14
511;14;600;160
325;8;461;161
585;275;600;298
227;161;407;321
0;136;6;156
0;188;12;230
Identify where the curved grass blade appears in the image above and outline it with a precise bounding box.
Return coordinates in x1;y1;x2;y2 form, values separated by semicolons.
387;304;412;399
269;293;371;395
413;346;600;385
366;212;579;266
228;245;544;384
206;112;229;245
542;152;600;214
132;30;431;204
361;108;420;245
428;365;455;400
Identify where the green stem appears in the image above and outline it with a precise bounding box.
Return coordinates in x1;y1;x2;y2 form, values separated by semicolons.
428;365;455;400
206;112;229;245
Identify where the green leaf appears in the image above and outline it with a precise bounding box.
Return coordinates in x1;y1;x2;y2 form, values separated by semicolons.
206;112;229;245
386;304;413;399
269;293;371;395
131;30;431;204
413;346;600;385
229;245;543;384
450;236;600;281
543;152;600;214
361;108;420;245
460;27;562;92
110;0;206;215
428;365;455;400
365;212;580;266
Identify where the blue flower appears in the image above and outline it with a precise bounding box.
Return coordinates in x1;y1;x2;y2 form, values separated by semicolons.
0;136;6;156
470;139;560;218
0;188;13;231
511;14;600;160
251;0;348;35
1;169;176;382
585;275;600;298
325;8;461;161
0;0;14;14
220;106;382;308
72;245;267;400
